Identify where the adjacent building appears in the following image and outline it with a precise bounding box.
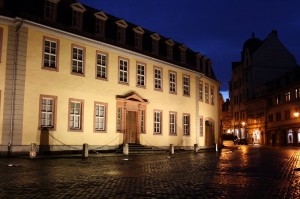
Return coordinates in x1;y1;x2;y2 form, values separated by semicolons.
229;31;299;145
0;0;221;154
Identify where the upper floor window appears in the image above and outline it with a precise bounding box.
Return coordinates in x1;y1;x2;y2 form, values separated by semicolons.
154;110;162;134
183;114;190;135
133;26;144;50
94;102;107;132
44;0;58;21
72;45;85;75
137;63;146;87
154;67;163;91
275;94;281;105
116;20;128;44
183;75;190;96
96;51;107;79
205;83;209;104
169;112;177;135
69;99;84;130
43;36;59;70
165;39;174;60
94;11;108;37
151;33;160;55
210;86;214;105
268;114;273;122
276;112;281;121
119;58;129;84
39;95;57;129
285;92;291;102
179;45;187;64
169;71;177;94
199;80;203;101
71;2;86;30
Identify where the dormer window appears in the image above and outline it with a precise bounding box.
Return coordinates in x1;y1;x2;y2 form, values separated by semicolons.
44;0;60;21
201;56;206;74
179;44;187;64
151;33;160;55
196;53;201;71
116;19;128;43
94;11;108;37
133;26;144;50
71;2;86;30
165;39;175;60
0;0;3;9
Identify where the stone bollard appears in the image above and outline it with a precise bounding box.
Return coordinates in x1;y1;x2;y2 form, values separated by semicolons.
194;144;198;153
169;144;174;155
82;143;89;158
29;143;37;159
123;143;129;155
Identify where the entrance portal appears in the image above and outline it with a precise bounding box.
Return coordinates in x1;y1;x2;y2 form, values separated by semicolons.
126;111;138;143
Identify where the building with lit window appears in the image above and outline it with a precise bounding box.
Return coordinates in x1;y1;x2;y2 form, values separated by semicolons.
0;0;220;154
229;31;299;145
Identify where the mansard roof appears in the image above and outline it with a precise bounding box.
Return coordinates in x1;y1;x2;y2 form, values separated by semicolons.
0;0;218;81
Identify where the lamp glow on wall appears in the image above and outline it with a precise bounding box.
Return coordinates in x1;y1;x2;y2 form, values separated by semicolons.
294;108;299;118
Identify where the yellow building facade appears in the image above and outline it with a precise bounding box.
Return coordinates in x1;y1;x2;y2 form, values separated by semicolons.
0;0;220;155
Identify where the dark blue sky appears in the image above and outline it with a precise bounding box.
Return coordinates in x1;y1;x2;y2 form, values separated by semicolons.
80;0;300;92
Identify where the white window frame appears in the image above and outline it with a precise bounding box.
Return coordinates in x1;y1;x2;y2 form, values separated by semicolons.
96;51;107;79
183;75;190;96
154;111;162;134
205;83;209;104
137;63;146;87
69;100;82;130
41;98;54;128
95;103;106;131
43;38;58;69
183;114;190;135
119;58;129;84
154;67;162;90
199;80;203;101
169;71;177;94
169;112;176;135
72;46;84;74
210;86;214;105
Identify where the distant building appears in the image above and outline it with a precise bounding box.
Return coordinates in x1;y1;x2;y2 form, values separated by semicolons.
229;31;299;145
0;0;221;155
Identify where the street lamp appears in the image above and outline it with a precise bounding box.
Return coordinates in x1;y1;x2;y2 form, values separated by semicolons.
294;110;299;118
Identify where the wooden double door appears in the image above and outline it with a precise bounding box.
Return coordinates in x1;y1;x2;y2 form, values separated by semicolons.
126;111;138;143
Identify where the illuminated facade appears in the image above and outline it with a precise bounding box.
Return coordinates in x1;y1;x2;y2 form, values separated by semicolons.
229;31;299;145
0;0;220;154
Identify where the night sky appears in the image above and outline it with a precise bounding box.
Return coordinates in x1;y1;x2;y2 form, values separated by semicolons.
79;0;300;95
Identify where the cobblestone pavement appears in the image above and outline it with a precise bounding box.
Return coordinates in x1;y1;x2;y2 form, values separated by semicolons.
1;142;300;199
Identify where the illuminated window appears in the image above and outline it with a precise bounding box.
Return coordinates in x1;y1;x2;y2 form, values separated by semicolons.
295;88;300;99
43;37;59;70
69;99;83;130
119;58;129;84
169;112;177;135
285;92;291;102
96;51;107;79
183;114;190;135
154;67;162;91
72;45;85;75
183;75;190;96
94;102;107;131
169;71;177;94
137;63;146;87
298;129;300;143
288;129;293;144
154;110;162;134
39;95;57;129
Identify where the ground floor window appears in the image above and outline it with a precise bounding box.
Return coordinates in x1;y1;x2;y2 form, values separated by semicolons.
183;113;190;135
288;129;293;143
154;110;162;134
94;102;107;131
69;99;83;130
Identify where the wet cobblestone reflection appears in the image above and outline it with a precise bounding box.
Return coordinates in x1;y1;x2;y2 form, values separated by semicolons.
1;142;299;198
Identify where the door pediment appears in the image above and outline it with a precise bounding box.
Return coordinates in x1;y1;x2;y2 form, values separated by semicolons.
116;92;148;104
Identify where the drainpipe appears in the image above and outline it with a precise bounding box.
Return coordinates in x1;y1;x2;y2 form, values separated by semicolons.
8;18;23;156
